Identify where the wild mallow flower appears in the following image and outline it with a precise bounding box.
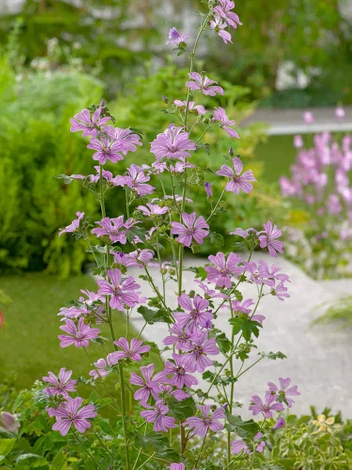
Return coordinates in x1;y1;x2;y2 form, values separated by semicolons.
257;260;290;287
231;432;265;455
213;107;239;138
171;212;209;246
303;111;314;124
231;299;265;325
174;293;213;331
97;268;144;311
150;125;196;160
293;135;304;148
163;353;198;389
194;280;228;299
258;221;284;257
106;126;143;155
214;0;242;30
185;405;225;438
70;105;110;137
87;136;124;164
336;105;345;119
249;393;284;419
162;324;194;350
114;164;155;196
181;330;219;373
58;318;100;348
110;337;150;362
267;377;300;408
89;354;118;380
271;281;290;301
140;401;176;432
186;72;224;96
170;464;185;470
92;216;129;244
174;100;206;115
58;211;84;236
210;15;232;44
0;411;19;434
43;368;77;397
216;157;256;194
130;364;162;406
273;417;286;431
51;397;97;436
137;203;168;217
166;27;191;45
205;252;244;288
204;182;213;198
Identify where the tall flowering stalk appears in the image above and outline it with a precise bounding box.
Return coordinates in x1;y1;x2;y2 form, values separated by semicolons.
44;2;298;468
280;112;352;279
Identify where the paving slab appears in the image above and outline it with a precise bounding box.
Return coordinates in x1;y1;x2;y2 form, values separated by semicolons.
127;253;352;418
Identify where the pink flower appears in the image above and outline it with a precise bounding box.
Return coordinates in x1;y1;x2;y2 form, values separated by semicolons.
70;106;110;137
210;15;233;44
171;212;209;247
231;299;265;325
249;394;284;419
163;353;198;389
166;27;191;45
257;260;290;287
140;401;176;432
181;330;219;373
58;318;100;348
162;324;194;349
174;293;213;331
58;211;84;236
271;281;290;301
92;216;129;243
336;105;345;119
97;268;144;311
151;125;196;160
186;405;225;438
43;368;77;397
114;164;155;196
130;364;162;405
110;337;150;362
303;111;314;124
0;411;19;434
267;377;300;408
273;417;286;430
230;227;256;238
107;126;143;155
213;107;239;138
293;135;304;148
51;397;97;436
87;136;124;164
89;354;118;380
231;432;265;455
170;464;185;470
205;252;244;288
186;72;224;96
214;0;242;30
137;203;168;217
194;280;228;299
174;100;206;115
258;221;284;257
216;157;256;194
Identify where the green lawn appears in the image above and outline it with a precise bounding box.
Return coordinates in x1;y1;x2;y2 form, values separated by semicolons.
0;273;161;391
255;133;316;183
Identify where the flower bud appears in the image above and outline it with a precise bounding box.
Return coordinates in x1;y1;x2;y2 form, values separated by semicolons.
229;147;234;156
162;95;169;104
204;182;213;198
0;411;19;434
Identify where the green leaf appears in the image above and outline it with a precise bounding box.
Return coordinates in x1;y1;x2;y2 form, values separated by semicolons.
53;174;75;184
225;414;259;439
15;453;48;465
229;316;262;341
133;432;179;461
51;449;65;470
209;232;224;247
137;306;172;325
168;397;197;421
260;351;287;360
0;439;16;457
216;332;231;354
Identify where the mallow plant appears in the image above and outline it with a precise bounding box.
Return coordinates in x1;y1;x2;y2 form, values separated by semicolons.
42;1;298;468
280;109;352;279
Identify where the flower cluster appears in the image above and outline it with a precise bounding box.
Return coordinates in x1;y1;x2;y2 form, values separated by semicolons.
44;3;299;468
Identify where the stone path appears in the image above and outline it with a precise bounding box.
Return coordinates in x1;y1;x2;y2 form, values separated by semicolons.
241;106;352;135
127;253;352;418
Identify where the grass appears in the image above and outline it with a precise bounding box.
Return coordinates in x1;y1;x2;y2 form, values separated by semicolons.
255;133;316;182
0;272;162;391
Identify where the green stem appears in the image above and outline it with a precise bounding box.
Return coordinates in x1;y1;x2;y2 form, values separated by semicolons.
136;452;155;469
72;429;103;470
206;189;225;223
119;361;130;470
94;431;115;461
194;430;208;468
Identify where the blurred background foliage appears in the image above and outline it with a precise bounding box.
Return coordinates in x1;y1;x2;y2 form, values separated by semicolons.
0;0;350;275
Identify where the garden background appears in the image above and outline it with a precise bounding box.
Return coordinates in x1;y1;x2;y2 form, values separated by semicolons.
0;0;352;468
